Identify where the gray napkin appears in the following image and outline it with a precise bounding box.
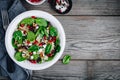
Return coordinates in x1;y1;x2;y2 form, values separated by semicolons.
0;0;32;80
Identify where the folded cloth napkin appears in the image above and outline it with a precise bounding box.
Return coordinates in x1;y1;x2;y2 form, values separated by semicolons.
0;0;32;80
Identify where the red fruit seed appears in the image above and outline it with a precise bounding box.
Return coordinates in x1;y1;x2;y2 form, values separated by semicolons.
29;60;37;64
31;16;36;19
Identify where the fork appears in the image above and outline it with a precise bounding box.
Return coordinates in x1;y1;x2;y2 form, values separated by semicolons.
1;8;15;73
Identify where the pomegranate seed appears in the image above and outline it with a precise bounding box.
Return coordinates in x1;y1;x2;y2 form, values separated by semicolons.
44;36;47;40
27;40;30;44
47;53;53;57
52;36;56;42
20;24;24;27
39;43;43;47
48;36;56;42
29;60;37;64
31;16;36;19
33;40;38;45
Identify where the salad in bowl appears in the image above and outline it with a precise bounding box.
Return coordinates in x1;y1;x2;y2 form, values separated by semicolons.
12;17;61;64
5;10;65;70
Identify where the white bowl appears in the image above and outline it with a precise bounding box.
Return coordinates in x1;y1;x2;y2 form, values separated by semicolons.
26;0;46;5
5;10;66;70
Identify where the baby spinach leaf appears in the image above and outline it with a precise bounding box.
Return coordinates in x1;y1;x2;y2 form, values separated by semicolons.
62;55;71;64
14;52;26;61
12;38;17;48
27;31;35;41
33;54;39;60
28;45;39;52
49;27;58;36
45;44;52;54
35;18;47;27
55;38;60;45
13;30;22;40
45;57;53;62
13;30;23;44
55;45;61;53
20;18;34;25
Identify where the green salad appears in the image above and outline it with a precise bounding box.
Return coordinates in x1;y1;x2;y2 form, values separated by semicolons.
12;16;61;64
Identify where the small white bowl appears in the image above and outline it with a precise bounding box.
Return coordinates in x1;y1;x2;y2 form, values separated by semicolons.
26;0;46;5
5;10;66;70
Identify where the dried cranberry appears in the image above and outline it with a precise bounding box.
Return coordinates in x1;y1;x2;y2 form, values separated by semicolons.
29;52;33;56
23;31;27;34
29;26;35;32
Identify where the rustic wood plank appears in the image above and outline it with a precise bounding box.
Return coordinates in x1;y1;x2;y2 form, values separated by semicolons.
21;0;120;15
55;16;120;59
32;61;87;80
93;61;120;80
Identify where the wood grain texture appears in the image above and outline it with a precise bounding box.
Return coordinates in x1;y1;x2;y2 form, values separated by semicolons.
32;61;87;80
56;16;120;59
93;61;120;80
21;0;120;15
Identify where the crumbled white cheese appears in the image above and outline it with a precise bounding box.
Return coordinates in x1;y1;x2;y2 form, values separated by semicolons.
30;56;34;59
43;44;47;48
44;56;48;60
29;43;32;46
33;52;37;54
22;54;26;57
38;48;43;52
36;26;39;29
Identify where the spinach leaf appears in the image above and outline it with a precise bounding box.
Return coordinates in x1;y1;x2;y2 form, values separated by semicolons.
33;54;39;60
62;55;71;64
13;30;23;44
28;45;39;52
20;18;34;25
27;31;35;41
14;52;26;61
12;38;17;48
35;18;47;27
45;44;52;54
49;27;58;36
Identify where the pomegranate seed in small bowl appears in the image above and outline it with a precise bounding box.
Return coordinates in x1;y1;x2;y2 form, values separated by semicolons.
26;0;46;5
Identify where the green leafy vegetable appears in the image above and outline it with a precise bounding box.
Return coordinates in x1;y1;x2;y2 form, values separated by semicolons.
49;27;58;36
55;38;60;45
45;57;53;61
20;18;34;25
62;55;71;64
14;52;26;61
27;31;35;41
35;18;47;27
12;38;17;48
33;54;39;60
28;45;39;52
45;44;52;54
55;45;61;53
13;30;23;44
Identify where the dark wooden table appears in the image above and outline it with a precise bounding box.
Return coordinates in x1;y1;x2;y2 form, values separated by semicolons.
21;0;120;80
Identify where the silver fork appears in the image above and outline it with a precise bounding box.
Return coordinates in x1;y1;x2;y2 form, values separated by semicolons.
1;8;15;73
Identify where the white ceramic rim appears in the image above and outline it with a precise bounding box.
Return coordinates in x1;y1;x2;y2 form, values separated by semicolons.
26;0;46;5
5;10;66;70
